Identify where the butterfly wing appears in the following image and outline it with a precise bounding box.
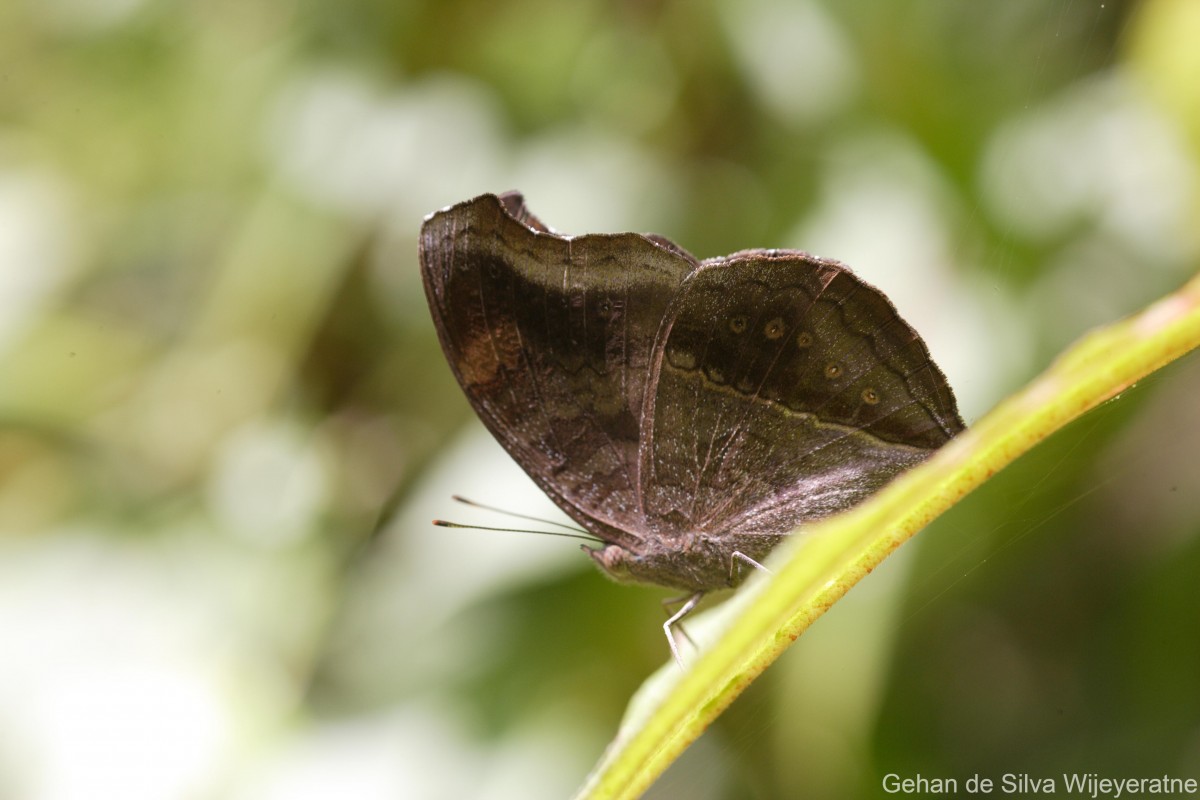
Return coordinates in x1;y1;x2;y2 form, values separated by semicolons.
639;249;965;555
419;193;695;548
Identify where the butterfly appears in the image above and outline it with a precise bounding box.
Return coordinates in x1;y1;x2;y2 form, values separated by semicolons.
419;192;964;662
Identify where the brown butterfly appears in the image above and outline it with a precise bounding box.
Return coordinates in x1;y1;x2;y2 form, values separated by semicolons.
419;192;964;662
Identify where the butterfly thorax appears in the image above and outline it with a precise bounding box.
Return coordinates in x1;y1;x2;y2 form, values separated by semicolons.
587;532;780;593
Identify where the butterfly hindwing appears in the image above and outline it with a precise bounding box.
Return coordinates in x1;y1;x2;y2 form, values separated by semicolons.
639;250;964;552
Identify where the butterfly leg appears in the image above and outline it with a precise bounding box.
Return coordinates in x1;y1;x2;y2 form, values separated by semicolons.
662;594;700;652
729;551;773;583
663;592;703;669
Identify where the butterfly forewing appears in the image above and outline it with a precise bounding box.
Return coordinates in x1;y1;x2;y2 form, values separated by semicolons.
419;193;694;547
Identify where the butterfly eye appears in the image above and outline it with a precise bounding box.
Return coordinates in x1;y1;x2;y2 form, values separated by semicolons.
728;315;748;334
763;317;785;340
796;331;813;348
824;362;842;379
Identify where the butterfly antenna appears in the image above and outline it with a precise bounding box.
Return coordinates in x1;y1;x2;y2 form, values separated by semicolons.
450;495;590;535
432;519;603;543
434;494;600;544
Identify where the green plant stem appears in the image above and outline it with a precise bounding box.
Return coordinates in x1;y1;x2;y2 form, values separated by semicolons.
574;271;1200;800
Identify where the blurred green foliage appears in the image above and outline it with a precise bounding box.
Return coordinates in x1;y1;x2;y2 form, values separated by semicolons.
0;0;1198;798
